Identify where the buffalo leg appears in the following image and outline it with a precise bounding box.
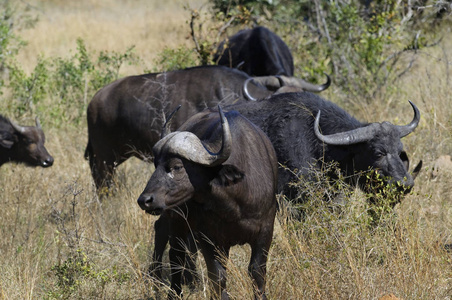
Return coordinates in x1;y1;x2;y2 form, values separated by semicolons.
88;152;115;192
201;242;230;300
149;212;170;282
182;232;199;288
90;152;127;195
248;231;273;300
150;212;198;286
168;215;193;299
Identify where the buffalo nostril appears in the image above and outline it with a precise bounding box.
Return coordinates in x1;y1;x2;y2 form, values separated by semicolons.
146;195;155;207
137;194;154;209
44;157;54;167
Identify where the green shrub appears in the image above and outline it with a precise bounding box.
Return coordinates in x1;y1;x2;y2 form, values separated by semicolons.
8;56;49;116
205;0;448;102
4;38;140;126
0;0;36;95
281;160;411;230
47;249;130;300
152;45;199;72
92;44;140;90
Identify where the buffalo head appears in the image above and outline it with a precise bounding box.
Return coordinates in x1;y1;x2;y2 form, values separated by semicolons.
137;107;233;214
0;117;54;168
314;100;420;193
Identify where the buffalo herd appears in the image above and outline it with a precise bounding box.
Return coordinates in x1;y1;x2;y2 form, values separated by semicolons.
3;26;424;299
84;65;330;191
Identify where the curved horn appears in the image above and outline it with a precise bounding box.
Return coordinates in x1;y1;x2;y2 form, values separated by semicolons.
215;105;233;164
314;111;378;145
395;100;420;138
235;61;245;69
278;73;331;93
155;105;232;166
161;105;181;139
35;117;42;129
10;120;25;134
243;78;258;101
243;76;283;101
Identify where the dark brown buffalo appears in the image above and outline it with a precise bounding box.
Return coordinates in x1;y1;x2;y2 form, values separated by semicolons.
0;115;54;167
137;107;278;299
85;65;328;191
149;92;422;286
214;26;294;76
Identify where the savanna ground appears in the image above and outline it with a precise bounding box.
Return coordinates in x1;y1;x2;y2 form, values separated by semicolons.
0;0;451;299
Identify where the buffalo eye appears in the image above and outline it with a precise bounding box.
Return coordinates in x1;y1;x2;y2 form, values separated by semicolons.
22;138;34;146
166;161;184;179
374;149;386;158
172;165;183;172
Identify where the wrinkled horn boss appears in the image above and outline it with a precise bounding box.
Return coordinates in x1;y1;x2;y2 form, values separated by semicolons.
154;106;232;166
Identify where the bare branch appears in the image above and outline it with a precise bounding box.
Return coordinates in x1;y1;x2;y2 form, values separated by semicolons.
190;10;201;57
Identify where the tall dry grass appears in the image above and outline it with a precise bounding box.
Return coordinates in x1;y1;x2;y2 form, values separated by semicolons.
17;0;203;74
1;1;451;299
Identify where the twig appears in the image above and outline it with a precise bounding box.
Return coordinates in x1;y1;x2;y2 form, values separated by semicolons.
82;236;127;248
377;35;444;77
441;43;450;84
190;10;201;59
396;55;416;79
216;16;236;42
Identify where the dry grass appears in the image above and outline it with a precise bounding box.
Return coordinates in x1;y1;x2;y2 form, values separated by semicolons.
1;1;452;299
17;0;204;74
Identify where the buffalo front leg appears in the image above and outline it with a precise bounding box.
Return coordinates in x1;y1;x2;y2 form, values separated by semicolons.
168;216;193;299
149;212;170;282
150;212;198;285
248;231;273;300
201;242;230;300
182;232;199;288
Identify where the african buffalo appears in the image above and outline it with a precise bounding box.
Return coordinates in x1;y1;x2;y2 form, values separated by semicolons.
85;65;328;191
214;26;294;76
149;92;421;285
137;107;278;299
226;92;420;197
0;115;54;167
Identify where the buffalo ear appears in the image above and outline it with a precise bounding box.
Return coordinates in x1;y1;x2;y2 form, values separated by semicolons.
400;151;409;171
214;164;245;186
0;132;15;149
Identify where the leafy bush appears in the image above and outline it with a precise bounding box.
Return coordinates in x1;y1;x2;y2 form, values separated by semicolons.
151;46;199;72
48;249;130;300
4;38;140;126
8;56;49;115
0;2;142;126
204;0;449;102
280;160;411;227
0;1;36;94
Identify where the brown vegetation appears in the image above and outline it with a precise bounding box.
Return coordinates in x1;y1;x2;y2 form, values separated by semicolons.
0;0;451;299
